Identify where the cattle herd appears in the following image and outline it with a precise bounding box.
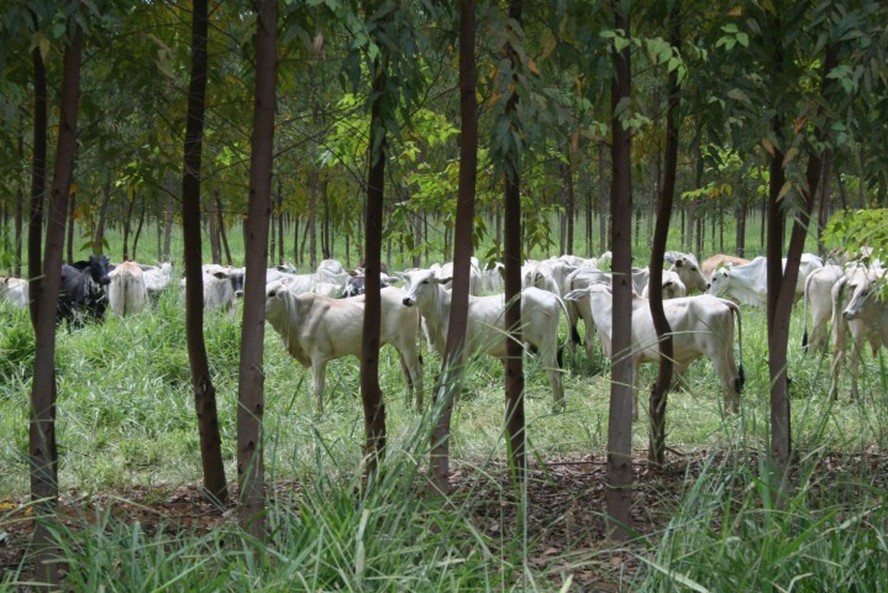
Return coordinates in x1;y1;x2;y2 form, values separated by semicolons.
1;247;885;410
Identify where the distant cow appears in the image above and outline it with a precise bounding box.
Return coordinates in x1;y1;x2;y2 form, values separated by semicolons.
266;283;423;412
0;276;28;308
141;262;175;296
828;267;888;400
401;268;568;409
801;264;847;354
565;283;744;416
181;264;245;313
108;260;148;317
708;254;823;307
701;254;751;281
59;254;112;324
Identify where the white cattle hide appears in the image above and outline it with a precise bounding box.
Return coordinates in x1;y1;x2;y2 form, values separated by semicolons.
142;262;174;294
801;264;847;354
401;268;567;408
266;284;423;412
108;260;148;317
701;254;752;281
565;284;744;415
708;254;823;306
0;276;28;308
642;269;687;300
829;267;888;400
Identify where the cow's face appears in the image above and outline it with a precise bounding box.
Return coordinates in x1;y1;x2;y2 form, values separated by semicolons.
843;277;879;320
401;269;442;308
88;254;112;285
709;268;730;296
672;257;709;292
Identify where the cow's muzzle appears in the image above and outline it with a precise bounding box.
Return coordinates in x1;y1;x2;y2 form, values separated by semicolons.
402;297;414;307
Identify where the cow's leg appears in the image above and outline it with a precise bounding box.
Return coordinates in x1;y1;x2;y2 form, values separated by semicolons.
542;339;565;412
398;347;424;411
312;359;327;413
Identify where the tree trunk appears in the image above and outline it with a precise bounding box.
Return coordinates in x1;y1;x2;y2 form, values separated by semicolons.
309;168;318;269
14;186;23;277
649;4;680;466
237;0;277;539
132;192;147;261
123;188;137;260
607;0;633;541
30;22;83;588
181;0;228;505
736;202;747;257
816;151;832;256
162;174;176;261
503;0;526;482
207;195;221;264
64;190;75;264
766;38;838;505
598;140;608;255
360;12;389;478
216;191;232;265
563;144;575;254
277;181;285;265
430;0;477;495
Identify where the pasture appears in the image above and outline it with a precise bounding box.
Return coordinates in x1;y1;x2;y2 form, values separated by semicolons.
2;257;888;589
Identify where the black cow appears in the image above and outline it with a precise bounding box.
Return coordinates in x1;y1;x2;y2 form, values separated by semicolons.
59;254;112;325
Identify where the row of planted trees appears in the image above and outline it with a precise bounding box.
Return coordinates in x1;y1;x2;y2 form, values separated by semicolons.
6;0;888;586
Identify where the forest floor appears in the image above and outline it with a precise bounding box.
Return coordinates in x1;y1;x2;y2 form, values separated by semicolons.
2;450;884;591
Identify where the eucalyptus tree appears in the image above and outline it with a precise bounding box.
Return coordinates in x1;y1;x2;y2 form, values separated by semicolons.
181;0;228;505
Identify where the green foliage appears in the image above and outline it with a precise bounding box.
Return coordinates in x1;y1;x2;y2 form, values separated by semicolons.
0;306;34;383
823;208;888;264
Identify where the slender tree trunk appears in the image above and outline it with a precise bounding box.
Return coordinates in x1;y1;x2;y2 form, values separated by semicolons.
277;181;285;265
237;0;277;539
207;195;221;264
817;151;832;256
431;0;477;495
14;186;23;277
132;192;147;261
649;4;680;466
503;0;526;482
309;169;318;269
163;174;176;261
598;140;608;254
216;191;232;265
30;22;83;588
360;9;389;477
607;0;633;541
736;202;747;257
182;0;228;505
563;144;575;254
65;190;75;263
123;188;137;260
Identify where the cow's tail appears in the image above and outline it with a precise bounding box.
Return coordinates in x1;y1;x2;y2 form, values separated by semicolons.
719;298;745;393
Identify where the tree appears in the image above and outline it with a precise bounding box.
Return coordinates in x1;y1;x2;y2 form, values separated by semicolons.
429;0;478;495
29;14;83;588
606;0;634;541
181;0;228;505
237;0;278;539
648;1;682;466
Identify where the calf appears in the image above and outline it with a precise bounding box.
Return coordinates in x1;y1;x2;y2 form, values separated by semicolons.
828;267;888;400
266;283;423;412
670;256;708;293
400;269;567;409
565;283;744;415
0;276;28;308
108;260;148;317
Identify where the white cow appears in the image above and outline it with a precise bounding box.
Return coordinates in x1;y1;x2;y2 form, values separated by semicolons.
108;260;148;317
191;265;245;312
801;264;847;354
565;283;744;415
522;258;576;297
642;269;687;300
266;283;424;412
708;254;823;306
438;257;483;296
669;256;709;293
266;260;350;297
400;268;568;409
828;267;888;400
0;276;28;308
563;267;612;364
142;262;175;295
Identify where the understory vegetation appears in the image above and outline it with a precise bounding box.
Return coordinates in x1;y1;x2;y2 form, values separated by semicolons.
2;253;887;589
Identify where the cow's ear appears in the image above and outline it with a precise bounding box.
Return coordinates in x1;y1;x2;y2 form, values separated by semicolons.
438;276;453;285
212;271;228;279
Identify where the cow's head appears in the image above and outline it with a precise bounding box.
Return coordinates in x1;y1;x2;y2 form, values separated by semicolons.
86;254;112;286
843;273;882;320
401;269;444;308
671;256;709;292
708;267;731;297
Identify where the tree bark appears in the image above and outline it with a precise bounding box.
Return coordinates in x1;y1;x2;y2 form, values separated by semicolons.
30;21;83;588
123;188;137;260
207;194;221;265
430;0;477;495
237;0;277;539
162;173;176;261
181;0;228;505
132;191;147;261
503;0;526;482
606;0;634;541
563;144;575;254
598;140;608;255
65;190;75;264
360;7;389;477
216;191;233;266
648;4;680;466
